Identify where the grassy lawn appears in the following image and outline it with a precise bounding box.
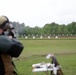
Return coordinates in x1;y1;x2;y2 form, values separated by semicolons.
14;38;76;75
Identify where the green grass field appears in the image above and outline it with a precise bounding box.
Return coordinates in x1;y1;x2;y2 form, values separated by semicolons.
14;38;76;75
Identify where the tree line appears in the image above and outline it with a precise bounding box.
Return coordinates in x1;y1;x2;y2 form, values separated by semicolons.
11;21;76;37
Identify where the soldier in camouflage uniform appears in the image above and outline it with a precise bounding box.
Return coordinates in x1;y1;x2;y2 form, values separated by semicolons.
0;16;24;75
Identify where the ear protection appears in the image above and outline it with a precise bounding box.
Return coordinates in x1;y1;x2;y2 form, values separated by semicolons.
3;23;11;31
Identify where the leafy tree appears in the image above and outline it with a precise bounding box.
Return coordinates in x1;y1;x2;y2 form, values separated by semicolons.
67;22;76;35
11;21;76;37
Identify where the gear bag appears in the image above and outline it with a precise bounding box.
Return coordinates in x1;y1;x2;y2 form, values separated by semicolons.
1;54;14;75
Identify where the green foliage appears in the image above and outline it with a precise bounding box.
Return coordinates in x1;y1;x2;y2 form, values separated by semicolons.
12;21;76;37
23;22;76;36
67;22;76;34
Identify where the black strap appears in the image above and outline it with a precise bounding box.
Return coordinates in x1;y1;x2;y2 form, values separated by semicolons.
0;55;5;75
12;61;18;75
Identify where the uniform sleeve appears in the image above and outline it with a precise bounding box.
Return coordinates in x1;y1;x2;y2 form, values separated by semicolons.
0;35;13;53
7;38;24;57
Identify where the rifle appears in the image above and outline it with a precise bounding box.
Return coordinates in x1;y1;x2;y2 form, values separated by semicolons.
50;54;63;75
4;23;16;38
32;54;64;75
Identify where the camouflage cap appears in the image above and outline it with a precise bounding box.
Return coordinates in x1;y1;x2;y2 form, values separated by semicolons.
0;16;9;28
0;16;11;31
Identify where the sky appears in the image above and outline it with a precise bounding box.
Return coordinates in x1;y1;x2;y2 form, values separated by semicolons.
0;0;76;27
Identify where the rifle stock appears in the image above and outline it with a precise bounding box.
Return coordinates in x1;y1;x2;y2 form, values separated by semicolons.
50;56;63;75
